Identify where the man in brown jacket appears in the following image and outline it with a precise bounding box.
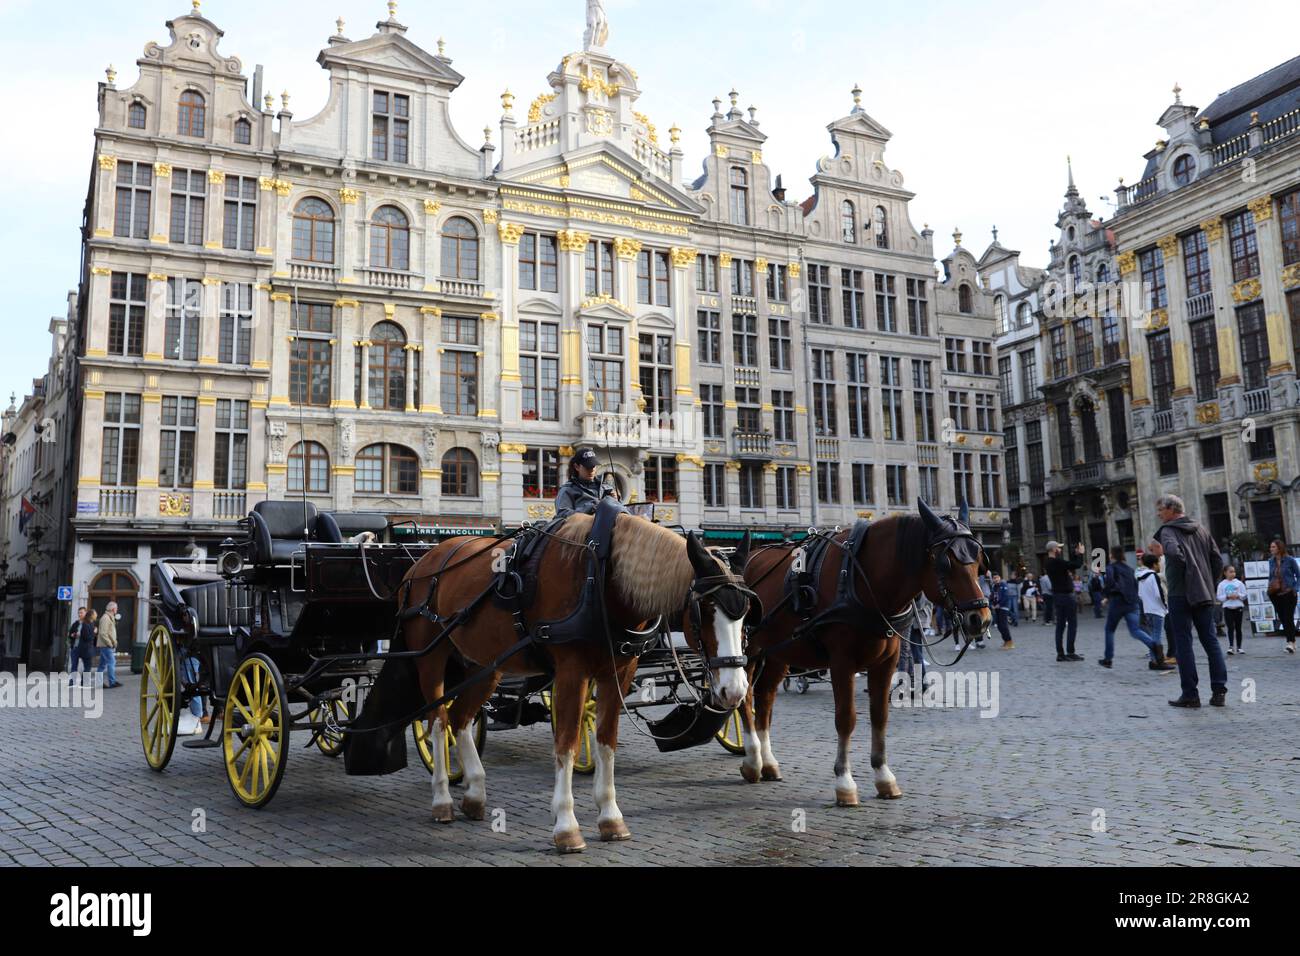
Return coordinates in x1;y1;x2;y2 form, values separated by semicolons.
97;601;123;688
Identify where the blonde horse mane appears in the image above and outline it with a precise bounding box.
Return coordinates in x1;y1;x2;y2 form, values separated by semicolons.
555;514;697;618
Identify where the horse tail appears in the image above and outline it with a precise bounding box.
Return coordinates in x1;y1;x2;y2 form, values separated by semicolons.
342;610;422;776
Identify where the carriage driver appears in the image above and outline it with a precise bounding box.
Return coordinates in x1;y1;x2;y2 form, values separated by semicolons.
554;447;621;517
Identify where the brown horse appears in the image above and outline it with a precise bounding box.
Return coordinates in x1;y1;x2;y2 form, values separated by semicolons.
733;500;991;806
395;513;753;852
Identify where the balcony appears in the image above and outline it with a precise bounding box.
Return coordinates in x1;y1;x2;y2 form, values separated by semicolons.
432;277;486;298
1072;463;1102;483
917;443;940;467
1245;388;1271;414
98;488;137;518
362;268;418;290
815;437;839;459
734;366;761;387
1153;409;1174;434
732;295;758;313
213;492;248;520
1186;291;1214;321
580;411;649;448
732;430;773;458
289;262;339;283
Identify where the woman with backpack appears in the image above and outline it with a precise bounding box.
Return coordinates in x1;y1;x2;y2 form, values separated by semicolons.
1267;539;1300;654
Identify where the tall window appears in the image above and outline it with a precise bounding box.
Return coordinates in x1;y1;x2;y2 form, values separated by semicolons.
947;390;971;431
881;356;904;441
906;278;928;336
701;384;724;439
584;239;616;296
1017;302;1032;327
772;390;795;442
874;206;889;248
732;313;759;366
999;356;1014;404
108;273;146;357
1107;389;1128;458
952;454;974;510
219;283;252;366
808;264;832;324
918;466;939;507
288;441;329;493
730;259;755;296
639;332;673;421
522;448;560;500
1227;210;1260;282
293;198;335;263
358;444;421;495
739;462;764;509
842;269;866;328
958;284;973;314
1026;421;1045;491
644;456;678;503
945;337;967;373
1079;400;1102;462
735;387;761;433
159;396;197;488
290;303;333;407
1101;313;1121;364
1020;348;1038;394
886;464;907;507
441;316;480;415
520;319;559;421
165;278;201;362
975;393;997;432
234;117;252;145
1280;189;1300;266
1182;230;1212;297
169;169;206;245
729;167;749;225
912;359;935;442
979;454;1002;508
1003;426;1019;501
1291;288;1300;374
696;254;719;293
994;295;1008;335
846;352;870;439
811;349;837;437
177;90;205;137
768;316;791;371
519;232;559;292
1068;257;1082;286
1049;326;1068;379
114;162;152;239
766;263;788;302
703;463;726;508
370;206;410;271
636;250;671;305
372;91;410;163
222;175;257;251
841;201;857;243
817;462;841;504
366;322;407;410
214;400;249;490
441;217;479;280
1189;318;1220;402
1238;303;1270;390
1055;401;1074;465
1073;318;1095;372
775;466;796;510
587;323;624;412
972;341;994;375
128;102;146;129
852;463;873;506
101;393;141;487
1148;331;1174;410
697;310;721;364
1139;248;1167;310
875;274;897;332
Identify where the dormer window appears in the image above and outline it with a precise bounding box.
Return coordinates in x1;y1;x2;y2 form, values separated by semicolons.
372;91;410;164
1069;256;1082;285
128;102;147;130
841;201;857;243
729;167;749;225
958;283;973;314
178;90;205;138
1172;154;1196;187
234;117;252;145
874;206;889;249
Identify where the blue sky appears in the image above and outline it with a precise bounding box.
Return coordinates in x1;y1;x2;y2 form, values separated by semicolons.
1;0;1295;403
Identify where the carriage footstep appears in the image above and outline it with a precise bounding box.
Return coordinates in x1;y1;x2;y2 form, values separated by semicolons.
835;788;860;807
461;798;486;821
554;830;587;853
598;819;631;842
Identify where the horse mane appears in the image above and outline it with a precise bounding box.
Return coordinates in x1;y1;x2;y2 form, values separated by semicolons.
554;513;694;618
893;514;930;573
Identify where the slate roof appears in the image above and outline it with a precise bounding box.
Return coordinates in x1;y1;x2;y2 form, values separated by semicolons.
1199;53;1300;144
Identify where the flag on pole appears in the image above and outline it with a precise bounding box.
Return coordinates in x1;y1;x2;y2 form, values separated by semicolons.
18;497;36;535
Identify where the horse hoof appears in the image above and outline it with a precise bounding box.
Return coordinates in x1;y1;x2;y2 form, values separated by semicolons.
761;765;783;782
599;819;632;842
740;764;761;784
554;829;587;854
875;782;904;800
461;797;485;821
835;788;860;807
432;803;455;824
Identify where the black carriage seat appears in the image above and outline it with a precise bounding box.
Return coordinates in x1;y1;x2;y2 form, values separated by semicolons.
181;580;255;634
319;511;390;544
250;500;323;564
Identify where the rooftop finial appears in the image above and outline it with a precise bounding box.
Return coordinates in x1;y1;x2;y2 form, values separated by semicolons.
387;0;397;20
1172;82;1182;104
852;83;863;111
336;16;345;35
281;90;290;111
106;64;117;85
437;37;446;56
264;93;274;111
748;105;758;124
192;0;201;13
992;225;999;242
669;122;681;147
501;89;514;113
584;0;610;51
953;227;963;247
729;88;739;109
483;125;492;145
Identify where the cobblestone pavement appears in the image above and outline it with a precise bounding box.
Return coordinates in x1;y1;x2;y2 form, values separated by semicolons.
2;614;1298;866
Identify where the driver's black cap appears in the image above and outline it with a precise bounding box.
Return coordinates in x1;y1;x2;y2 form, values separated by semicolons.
574;448;599;467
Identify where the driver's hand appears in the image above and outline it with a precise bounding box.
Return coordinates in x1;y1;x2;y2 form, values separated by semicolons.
1075;542;1086;555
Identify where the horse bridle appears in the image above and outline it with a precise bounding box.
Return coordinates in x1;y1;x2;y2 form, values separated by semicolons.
685;573;758;670
926;524;990;640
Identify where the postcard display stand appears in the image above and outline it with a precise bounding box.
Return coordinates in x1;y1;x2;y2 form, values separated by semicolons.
1242;561;1297;636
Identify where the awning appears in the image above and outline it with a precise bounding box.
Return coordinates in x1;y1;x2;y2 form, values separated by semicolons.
702;529;807;543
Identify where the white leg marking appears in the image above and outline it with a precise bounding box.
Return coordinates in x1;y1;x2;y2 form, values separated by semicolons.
457;724;486;812
593;743;622;825
430;717;453;819
834;735;857;799
551;750;580;840
758;727;778;770
742;723;763;779
874;763;897;791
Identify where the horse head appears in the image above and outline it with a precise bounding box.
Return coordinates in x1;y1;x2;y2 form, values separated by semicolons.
682;532;756;710
917;499;992;642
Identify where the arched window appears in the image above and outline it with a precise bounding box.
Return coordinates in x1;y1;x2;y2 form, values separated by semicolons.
729;167;749;225
367;321;407;410
440;217;479;280
874;206;889;249
840;200;857;243
293;198;336;263
1096;262;1110;283
958;284;973;314
441;447;479;497
356;444;420;496
994;295;1007;335
1017;302;1032;327
234;117;252;145
1172;154;1196;187
128;102;147;130
178;90;206;137
288;441;330;493
370;206;410;271
1068;255;1082;285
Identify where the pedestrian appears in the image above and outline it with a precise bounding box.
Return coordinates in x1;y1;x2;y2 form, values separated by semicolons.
1040;569;1054;625
67;607;95;685
1099;546;1175;671
1089;570;1106;619
181;650;206;729
96;602;123;689
896;598;929;695
1136;552;1174;665
1022;577;1039;622
1006;572;1021;626
991;573;1014;649
1150;494;1227;708
1073;572;1086;610
974;572;992;649
1266;539;1299;654
1217;566;1247;655
1045;541;1086;661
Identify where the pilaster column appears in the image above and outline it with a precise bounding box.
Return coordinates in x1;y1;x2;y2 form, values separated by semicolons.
796;464;814;524
1247;195;1295;374
150;161;171;246
85;267;113;356
192;395;218;519
1118;252;1151;409
144;272;168;362
252;284;273;372
422;200;441;290
357;337;372;409
420;307;442;413
205;169;225;250
269;292;293;408
338;186;361;284
404;344;418;412
675;455;703;529
479;312;501;421
614;236;641;315
247;400;268;507
333;298;358;409
199;278;221;366
77;388;107;512
92;155;116;238
498;443;527;526
557;229;590;425
499;222;525;423
1155;234;1192;399
138;391;163;495
1200;217;1242;389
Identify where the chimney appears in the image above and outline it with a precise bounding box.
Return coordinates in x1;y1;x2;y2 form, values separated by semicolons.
252;65;264;111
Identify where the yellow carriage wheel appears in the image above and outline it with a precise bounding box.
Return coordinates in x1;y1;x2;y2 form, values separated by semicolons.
542;687;599;776
715;708;746;755
222;654;289;809
413;703;487;786
139;625;180;771
310;698;349;758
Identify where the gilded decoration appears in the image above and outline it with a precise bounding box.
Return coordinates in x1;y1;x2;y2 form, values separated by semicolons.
613;237;642;259
715;144;729;158
1247;195;1273;222
788;263;801;279
483;209;500;223
1280;263;1300;289
424;199;442;214
1231;278;1262;303
527;504;557;519
273;180;292;197
585;109;614;135
1196;403;1221;424
1255;461;1279;483
528;93;556;123
580;294;628;313
153;162;172;178
1116;251;1137;275
97;155;117;170
754;257;768;275
1200;218;1224;242
498;222;525;245
159;494;192;518
338;188;360;205
1147;308;1169;330
557;229;591;253
1156;235;1179;259
718;253;733;269
670;247;698;269
631;111;658;145
207;170;225;184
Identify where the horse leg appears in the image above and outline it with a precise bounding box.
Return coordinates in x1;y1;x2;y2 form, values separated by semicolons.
592;659;636;842
738;671;760;784
411;631;456;824
866;642;903;799
829;662;859;806
750;659;787;782
447;671;500;822
549;665;589;853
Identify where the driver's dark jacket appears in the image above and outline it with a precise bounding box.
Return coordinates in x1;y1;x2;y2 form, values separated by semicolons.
554;478;604;517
